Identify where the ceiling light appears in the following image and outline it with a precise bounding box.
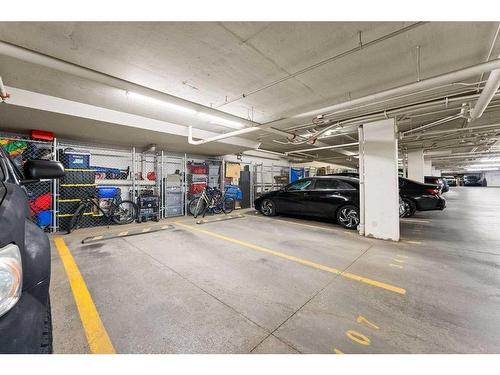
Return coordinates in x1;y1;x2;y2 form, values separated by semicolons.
198;113;244;129
126;91;196;114
127;91;246;129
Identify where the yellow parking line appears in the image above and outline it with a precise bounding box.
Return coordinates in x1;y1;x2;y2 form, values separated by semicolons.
142;227;151;233
405;240;422;245
401;219;430;224
53;237;115;354
175;222;406;295
389;263;404;269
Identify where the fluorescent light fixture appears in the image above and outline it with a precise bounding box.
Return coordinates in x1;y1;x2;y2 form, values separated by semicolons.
127;91;245;129
466;167;499;171
198;113;244;129
127;91;197;114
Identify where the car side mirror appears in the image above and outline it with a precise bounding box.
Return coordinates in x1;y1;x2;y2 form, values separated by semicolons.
21;159;65;184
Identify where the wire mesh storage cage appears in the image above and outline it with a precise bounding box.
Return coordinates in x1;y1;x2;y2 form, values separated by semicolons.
252;163;289;199
186;157;222;215
161;152;185;218
0;134;57;232
56;143;136;232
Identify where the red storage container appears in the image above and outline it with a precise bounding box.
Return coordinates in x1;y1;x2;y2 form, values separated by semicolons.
30;129;54;141
189;164;208;174
189;182;207;194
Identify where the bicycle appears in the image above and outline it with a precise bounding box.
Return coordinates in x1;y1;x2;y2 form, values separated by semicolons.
188;186;235;218
66;188;138;233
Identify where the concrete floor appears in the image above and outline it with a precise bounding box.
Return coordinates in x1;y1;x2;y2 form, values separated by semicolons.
49;187;500;353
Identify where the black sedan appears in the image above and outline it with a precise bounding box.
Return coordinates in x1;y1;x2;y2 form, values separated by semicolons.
399;177;446;217
254;176;360;229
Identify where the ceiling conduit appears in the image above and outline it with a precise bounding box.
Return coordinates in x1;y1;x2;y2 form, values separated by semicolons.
469;55;500;121
264;58;500;132
285;142;359;155
5;40;500;148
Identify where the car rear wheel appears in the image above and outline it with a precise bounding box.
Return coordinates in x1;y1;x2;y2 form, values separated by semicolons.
260;199;277;216
402;198;416;218
336;205;359;229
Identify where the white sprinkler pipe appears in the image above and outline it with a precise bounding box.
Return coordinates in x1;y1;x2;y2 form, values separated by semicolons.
469;55;500;121
188;126;259;145
285;142;359;155
264;58;500;129
0;76;9;100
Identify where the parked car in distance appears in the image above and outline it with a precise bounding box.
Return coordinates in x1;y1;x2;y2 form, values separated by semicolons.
463;174;485;186
424;176;449;193
254;176;360;229
0;147;64;353
443;176;457;186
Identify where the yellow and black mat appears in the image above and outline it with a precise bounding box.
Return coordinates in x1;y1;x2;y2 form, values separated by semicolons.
195;214;244;225
81;224;176;244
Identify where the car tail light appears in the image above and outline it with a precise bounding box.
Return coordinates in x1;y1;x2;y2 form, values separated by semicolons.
425;188;439;195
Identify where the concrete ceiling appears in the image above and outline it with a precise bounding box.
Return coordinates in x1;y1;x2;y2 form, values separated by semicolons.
1;21;500;168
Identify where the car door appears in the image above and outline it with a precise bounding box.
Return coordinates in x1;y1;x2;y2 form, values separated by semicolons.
274;178;313;214
305;178;356;217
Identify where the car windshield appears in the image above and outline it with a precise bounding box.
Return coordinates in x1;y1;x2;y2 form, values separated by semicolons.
286;179;312;191
0;146;24;181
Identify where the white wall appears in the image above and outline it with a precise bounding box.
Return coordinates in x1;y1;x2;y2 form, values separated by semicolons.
485;171;500;187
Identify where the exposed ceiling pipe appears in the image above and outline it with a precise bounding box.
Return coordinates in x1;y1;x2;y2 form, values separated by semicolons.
0;40;306;144
0;76;9;101
476;23;500;91
400;113;464;137
281;91;500;144
187;125;259;145
430;152;500;160
469;55;500;121
0;40;260;128
401;122;500;138
215;22;428;109
264;58;500;130
285;142;359;155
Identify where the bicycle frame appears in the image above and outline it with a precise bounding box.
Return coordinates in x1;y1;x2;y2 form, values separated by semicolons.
78;197;120;223
194;187;228;218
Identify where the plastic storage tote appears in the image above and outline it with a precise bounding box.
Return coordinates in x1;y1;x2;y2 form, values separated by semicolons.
97;186;119;199
62;149;91;169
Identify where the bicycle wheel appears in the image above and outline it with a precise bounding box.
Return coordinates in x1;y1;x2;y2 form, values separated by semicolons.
189;198;207;218
67;204;87;234
223;197;235;214
111;200;138;224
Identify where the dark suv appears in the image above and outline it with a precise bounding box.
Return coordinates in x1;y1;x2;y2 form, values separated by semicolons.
0;147;64;353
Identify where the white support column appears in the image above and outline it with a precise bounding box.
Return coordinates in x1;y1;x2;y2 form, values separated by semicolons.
407;149;424;182
358;118;399;241
424;159;432;177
